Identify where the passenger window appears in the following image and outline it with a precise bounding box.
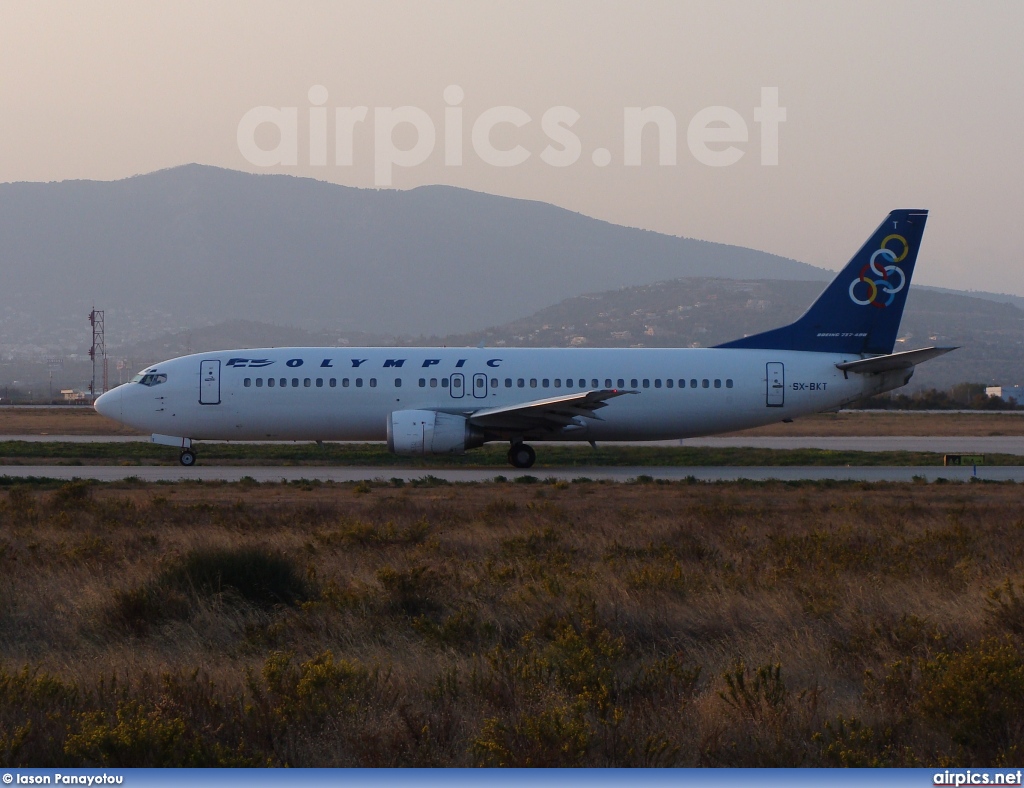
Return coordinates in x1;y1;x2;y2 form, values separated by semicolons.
256;378;263;388
517;379;525;388
303;378;311;387
330;379;337;387
268;378;275;388
369;378;377;388
356;378;363;387
643;379;650;388
580;379;586;388
280;379;287;387
244;378;251;387
726;379;734;388
631;379;638;388
316;378;323;387
554;379;561;388
714;379;721;388
342;378;350;387
419;378;426;388
690;379;697;388
292;379;299;387
530;379;537;388
654;379;661;388
430;378;438;388
617;379;624;388
605;379;612;388
543;379;550;388
491;378;498;388
395;378;401;387
505;378;512;388
702;379;709;388
679;379;686;388
442;378;448;387
666;379;673;388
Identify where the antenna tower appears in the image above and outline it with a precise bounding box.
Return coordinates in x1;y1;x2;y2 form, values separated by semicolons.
88;309;106;403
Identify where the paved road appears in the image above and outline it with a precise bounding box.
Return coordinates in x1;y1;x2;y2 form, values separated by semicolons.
3;435;1023;454
1;465;1020;483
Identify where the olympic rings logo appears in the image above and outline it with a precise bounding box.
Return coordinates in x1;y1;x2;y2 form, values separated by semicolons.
848;234;909;308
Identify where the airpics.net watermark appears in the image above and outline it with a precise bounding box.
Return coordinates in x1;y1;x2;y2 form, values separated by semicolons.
237;85;786;186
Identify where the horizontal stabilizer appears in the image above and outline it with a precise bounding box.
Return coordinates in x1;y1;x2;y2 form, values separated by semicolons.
836;346;957;375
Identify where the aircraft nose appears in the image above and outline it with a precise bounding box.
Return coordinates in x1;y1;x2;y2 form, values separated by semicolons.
93;388;122;422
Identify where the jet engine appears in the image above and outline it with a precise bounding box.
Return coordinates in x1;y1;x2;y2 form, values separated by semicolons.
386;410;485;455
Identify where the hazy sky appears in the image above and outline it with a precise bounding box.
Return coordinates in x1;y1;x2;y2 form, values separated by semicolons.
2;1;1022;294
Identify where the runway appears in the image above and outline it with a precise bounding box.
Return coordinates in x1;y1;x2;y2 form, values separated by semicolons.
3;435;1024;453
1;465;1021;483
676;436;1024;454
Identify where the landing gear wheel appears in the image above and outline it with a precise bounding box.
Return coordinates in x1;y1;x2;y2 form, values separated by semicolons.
179;449;197;467
508;443;536;469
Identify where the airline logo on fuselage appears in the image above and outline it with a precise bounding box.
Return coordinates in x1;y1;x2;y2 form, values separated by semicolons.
224;357;504;369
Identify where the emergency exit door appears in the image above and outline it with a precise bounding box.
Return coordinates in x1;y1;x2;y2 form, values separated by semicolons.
766;362;784;407
199;360;221;405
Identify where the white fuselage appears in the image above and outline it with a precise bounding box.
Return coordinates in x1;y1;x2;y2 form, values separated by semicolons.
96;346;907;443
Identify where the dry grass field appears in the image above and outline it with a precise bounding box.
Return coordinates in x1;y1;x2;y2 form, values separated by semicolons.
2;407;1022;437
1;477;1022;766
724;410;1024;437
0;408;143;435
2;405;1024;435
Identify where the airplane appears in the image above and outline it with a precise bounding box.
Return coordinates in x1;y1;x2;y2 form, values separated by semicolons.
94;209;954;469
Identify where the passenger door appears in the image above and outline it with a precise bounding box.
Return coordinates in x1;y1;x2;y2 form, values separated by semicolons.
473;373;488;399
766;362;784;407
199;360;221;405
449;373;465;399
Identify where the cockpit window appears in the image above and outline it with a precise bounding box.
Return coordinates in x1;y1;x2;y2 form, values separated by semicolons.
137;373;167;387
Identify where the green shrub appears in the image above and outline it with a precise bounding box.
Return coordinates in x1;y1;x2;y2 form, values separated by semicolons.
376;564;443;616
916;638;1024;762
110;546;312;633
52;480;93;507
985;579;1024;634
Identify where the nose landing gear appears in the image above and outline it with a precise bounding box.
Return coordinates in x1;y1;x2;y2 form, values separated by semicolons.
507;442;536;469
179;449;197;467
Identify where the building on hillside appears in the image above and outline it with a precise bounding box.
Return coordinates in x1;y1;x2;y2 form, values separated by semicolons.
987;385;1023;402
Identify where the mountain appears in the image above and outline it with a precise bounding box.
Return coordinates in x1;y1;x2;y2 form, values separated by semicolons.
442;278;1024;391
92;277;1020;393
2;164;1021;394
0;165;830;350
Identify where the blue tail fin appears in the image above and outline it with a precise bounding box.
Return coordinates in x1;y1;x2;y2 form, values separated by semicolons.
717;209;928;355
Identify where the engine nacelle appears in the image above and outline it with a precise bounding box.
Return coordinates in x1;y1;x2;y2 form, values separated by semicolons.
386;410;484;455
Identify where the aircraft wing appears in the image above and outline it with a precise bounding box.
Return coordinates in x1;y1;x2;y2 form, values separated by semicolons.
468;389;637;431
836;346;958;374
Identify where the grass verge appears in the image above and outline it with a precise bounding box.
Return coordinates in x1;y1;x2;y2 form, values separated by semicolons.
0;440;1021;466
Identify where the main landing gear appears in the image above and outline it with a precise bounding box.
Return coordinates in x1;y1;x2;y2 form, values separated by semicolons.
507;442;536;469
179;449;197;467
